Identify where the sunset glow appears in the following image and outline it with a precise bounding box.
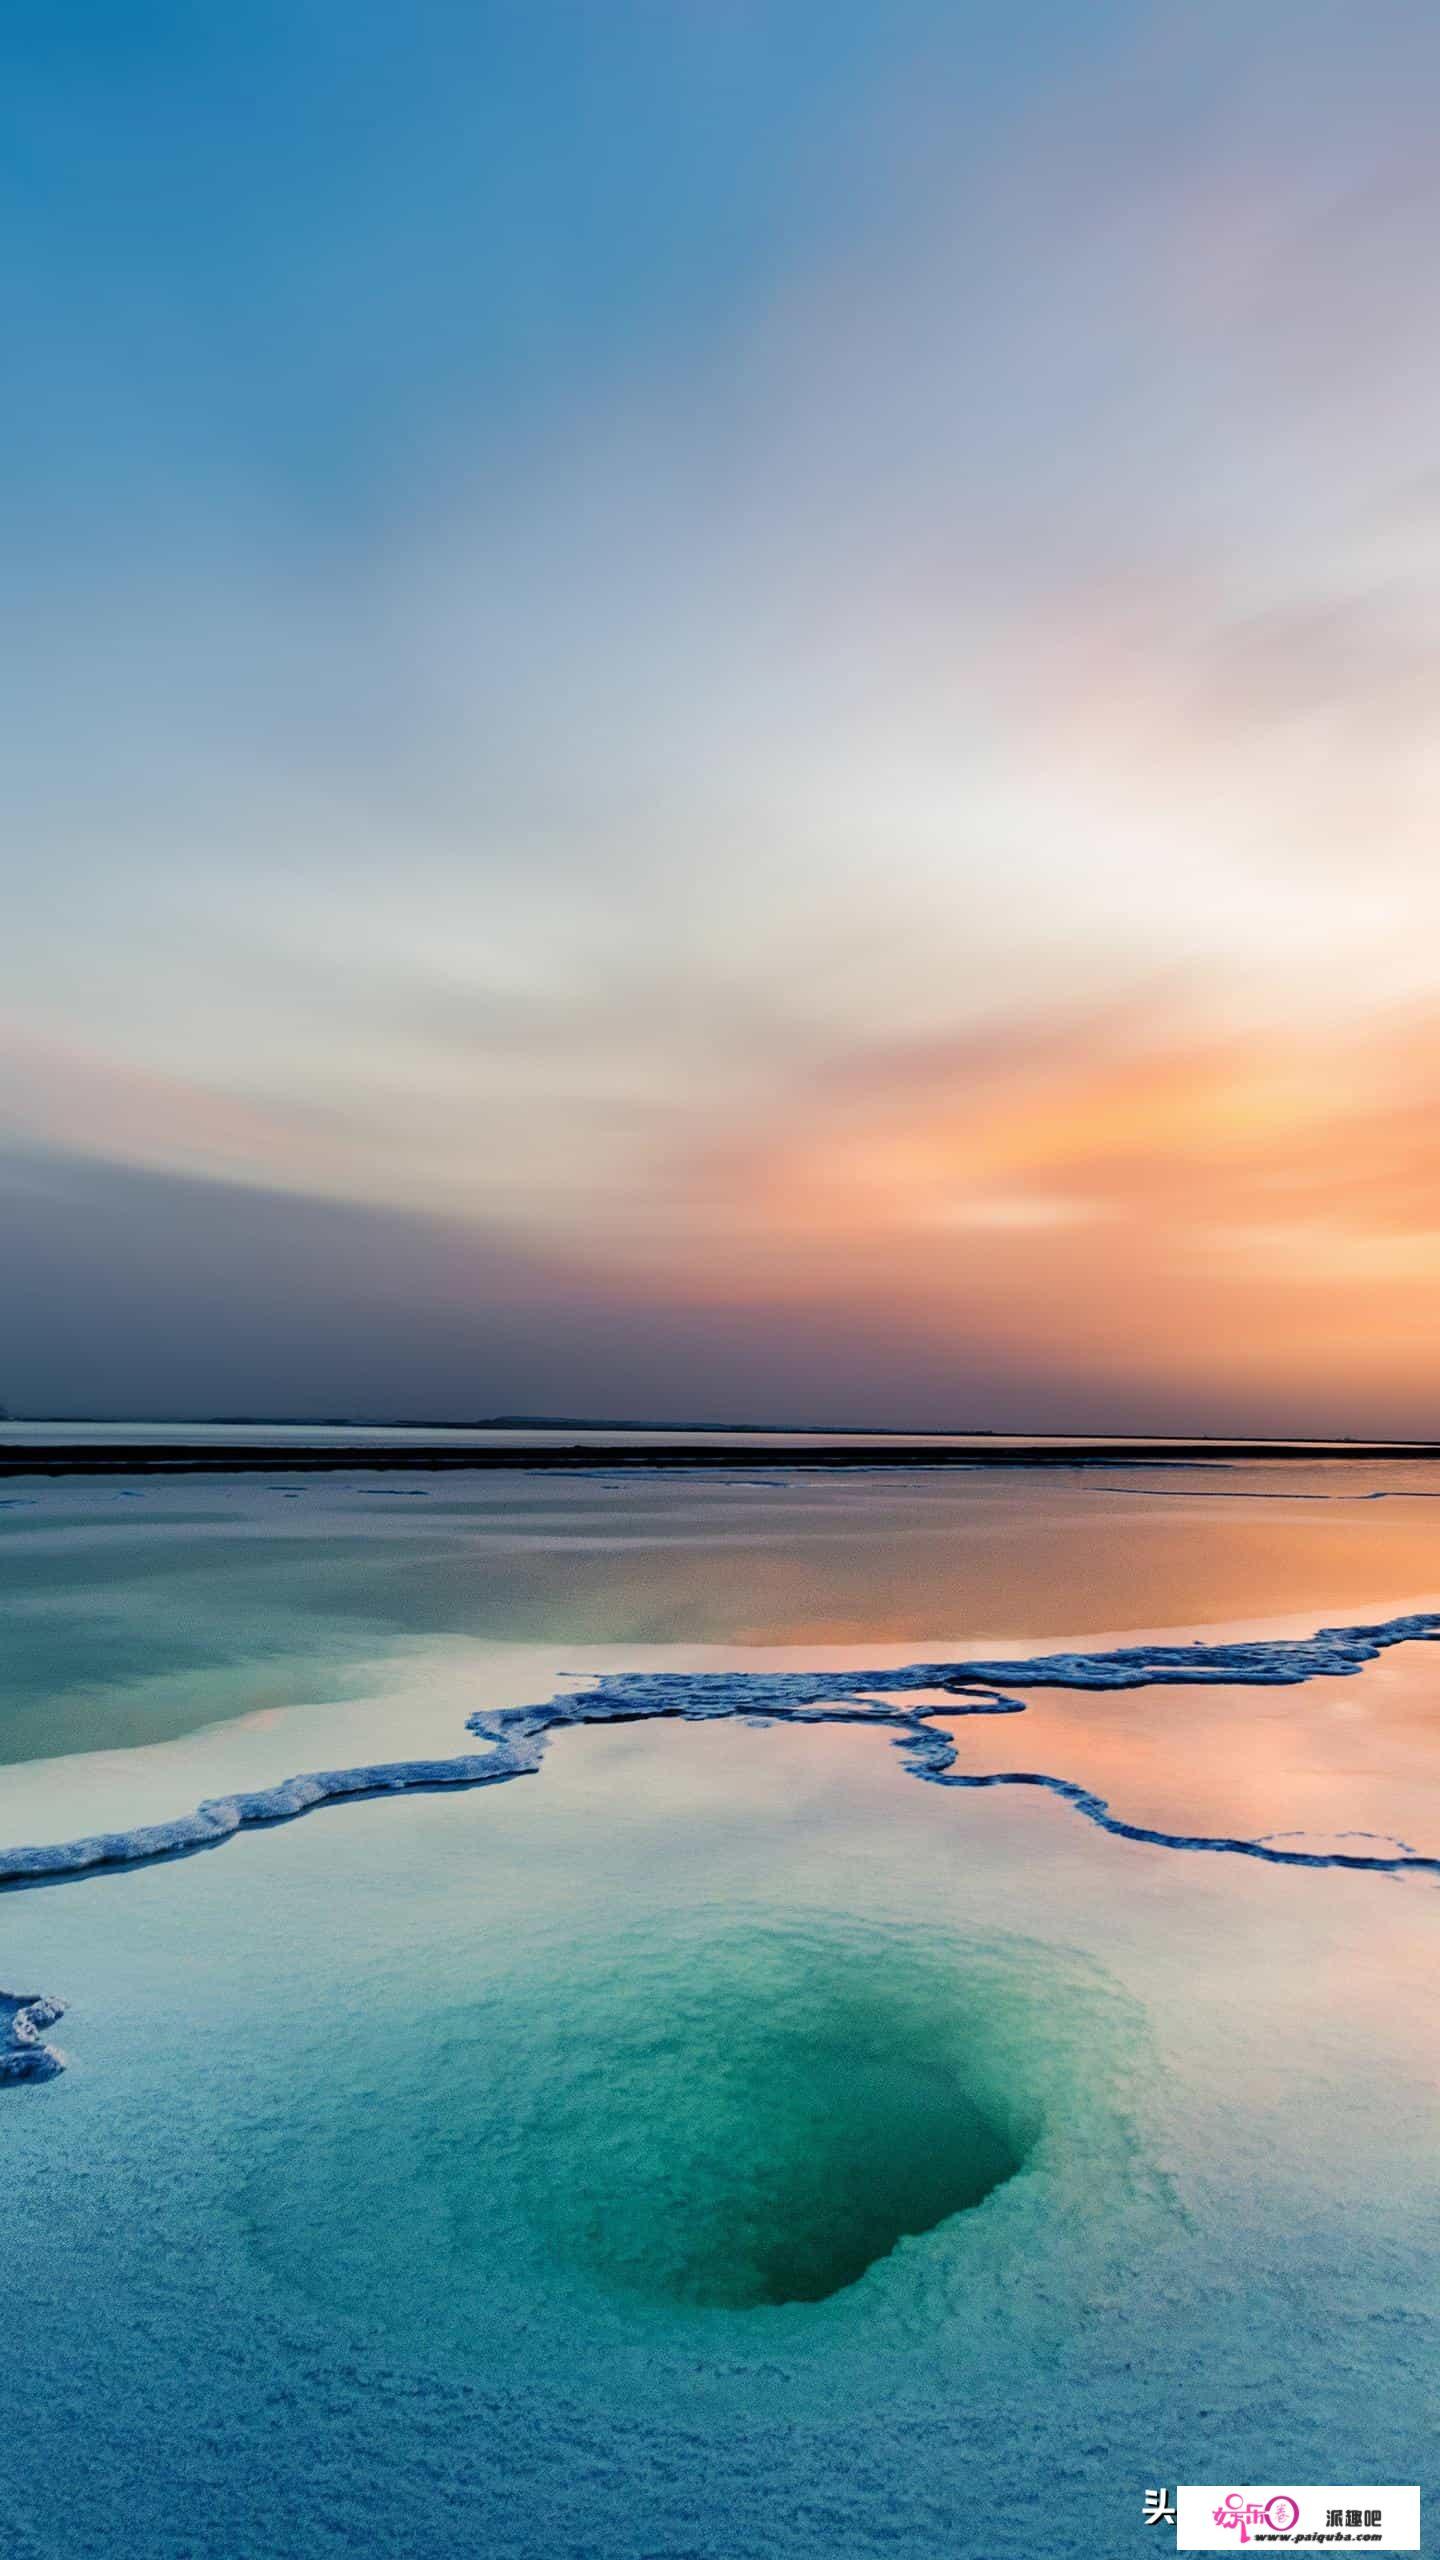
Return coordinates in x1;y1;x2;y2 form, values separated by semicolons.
7;3;1440;1425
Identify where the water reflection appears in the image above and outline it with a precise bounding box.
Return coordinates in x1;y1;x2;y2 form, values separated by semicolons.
8;1462;1440;1765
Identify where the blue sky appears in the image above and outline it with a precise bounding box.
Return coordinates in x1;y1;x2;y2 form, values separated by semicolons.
7;2;1440;1425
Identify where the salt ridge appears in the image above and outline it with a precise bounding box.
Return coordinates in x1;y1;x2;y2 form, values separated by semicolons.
2;1613;1437;1901
1;1989;66;2083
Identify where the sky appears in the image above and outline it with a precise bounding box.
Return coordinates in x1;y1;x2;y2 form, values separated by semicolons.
6;0;1440;1428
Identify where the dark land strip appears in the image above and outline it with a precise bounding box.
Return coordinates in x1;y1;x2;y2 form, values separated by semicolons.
5;1437;1440;1478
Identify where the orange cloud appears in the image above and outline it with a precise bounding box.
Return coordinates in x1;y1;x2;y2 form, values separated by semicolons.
633;1002;1440;1427
12;995;1440;1430
0;1027;352;1185
675;1004;1438;1238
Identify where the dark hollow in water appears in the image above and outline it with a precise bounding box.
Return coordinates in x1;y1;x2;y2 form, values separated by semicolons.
509;1925;1033;2309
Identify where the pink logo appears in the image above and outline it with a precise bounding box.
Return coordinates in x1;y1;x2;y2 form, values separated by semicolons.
1213;2493;1301;2542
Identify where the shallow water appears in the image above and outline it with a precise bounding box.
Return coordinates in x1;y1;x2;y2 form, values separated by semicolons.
2;1466;1438;2557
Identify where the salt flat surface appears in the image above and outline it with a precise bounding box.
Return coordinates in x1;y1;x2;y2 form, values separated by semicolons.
2;1468;1438;2557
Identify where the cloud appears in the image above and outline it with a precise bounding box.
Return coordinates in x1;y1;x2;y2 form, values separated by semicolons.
0;1142;1105;1429
676;998;1440;1251
13;982;1440;1432
0;1028;362;1186
614;997;1440;1427
10;2;1440;1428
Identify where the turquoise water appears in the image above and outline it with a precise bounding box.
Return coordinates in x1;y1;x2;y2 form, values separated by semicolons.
2;1468;1438;2556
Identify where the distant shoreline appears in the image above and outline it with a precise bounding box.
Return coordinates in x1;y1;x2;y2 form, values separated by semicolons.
5;1436;1440;1478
